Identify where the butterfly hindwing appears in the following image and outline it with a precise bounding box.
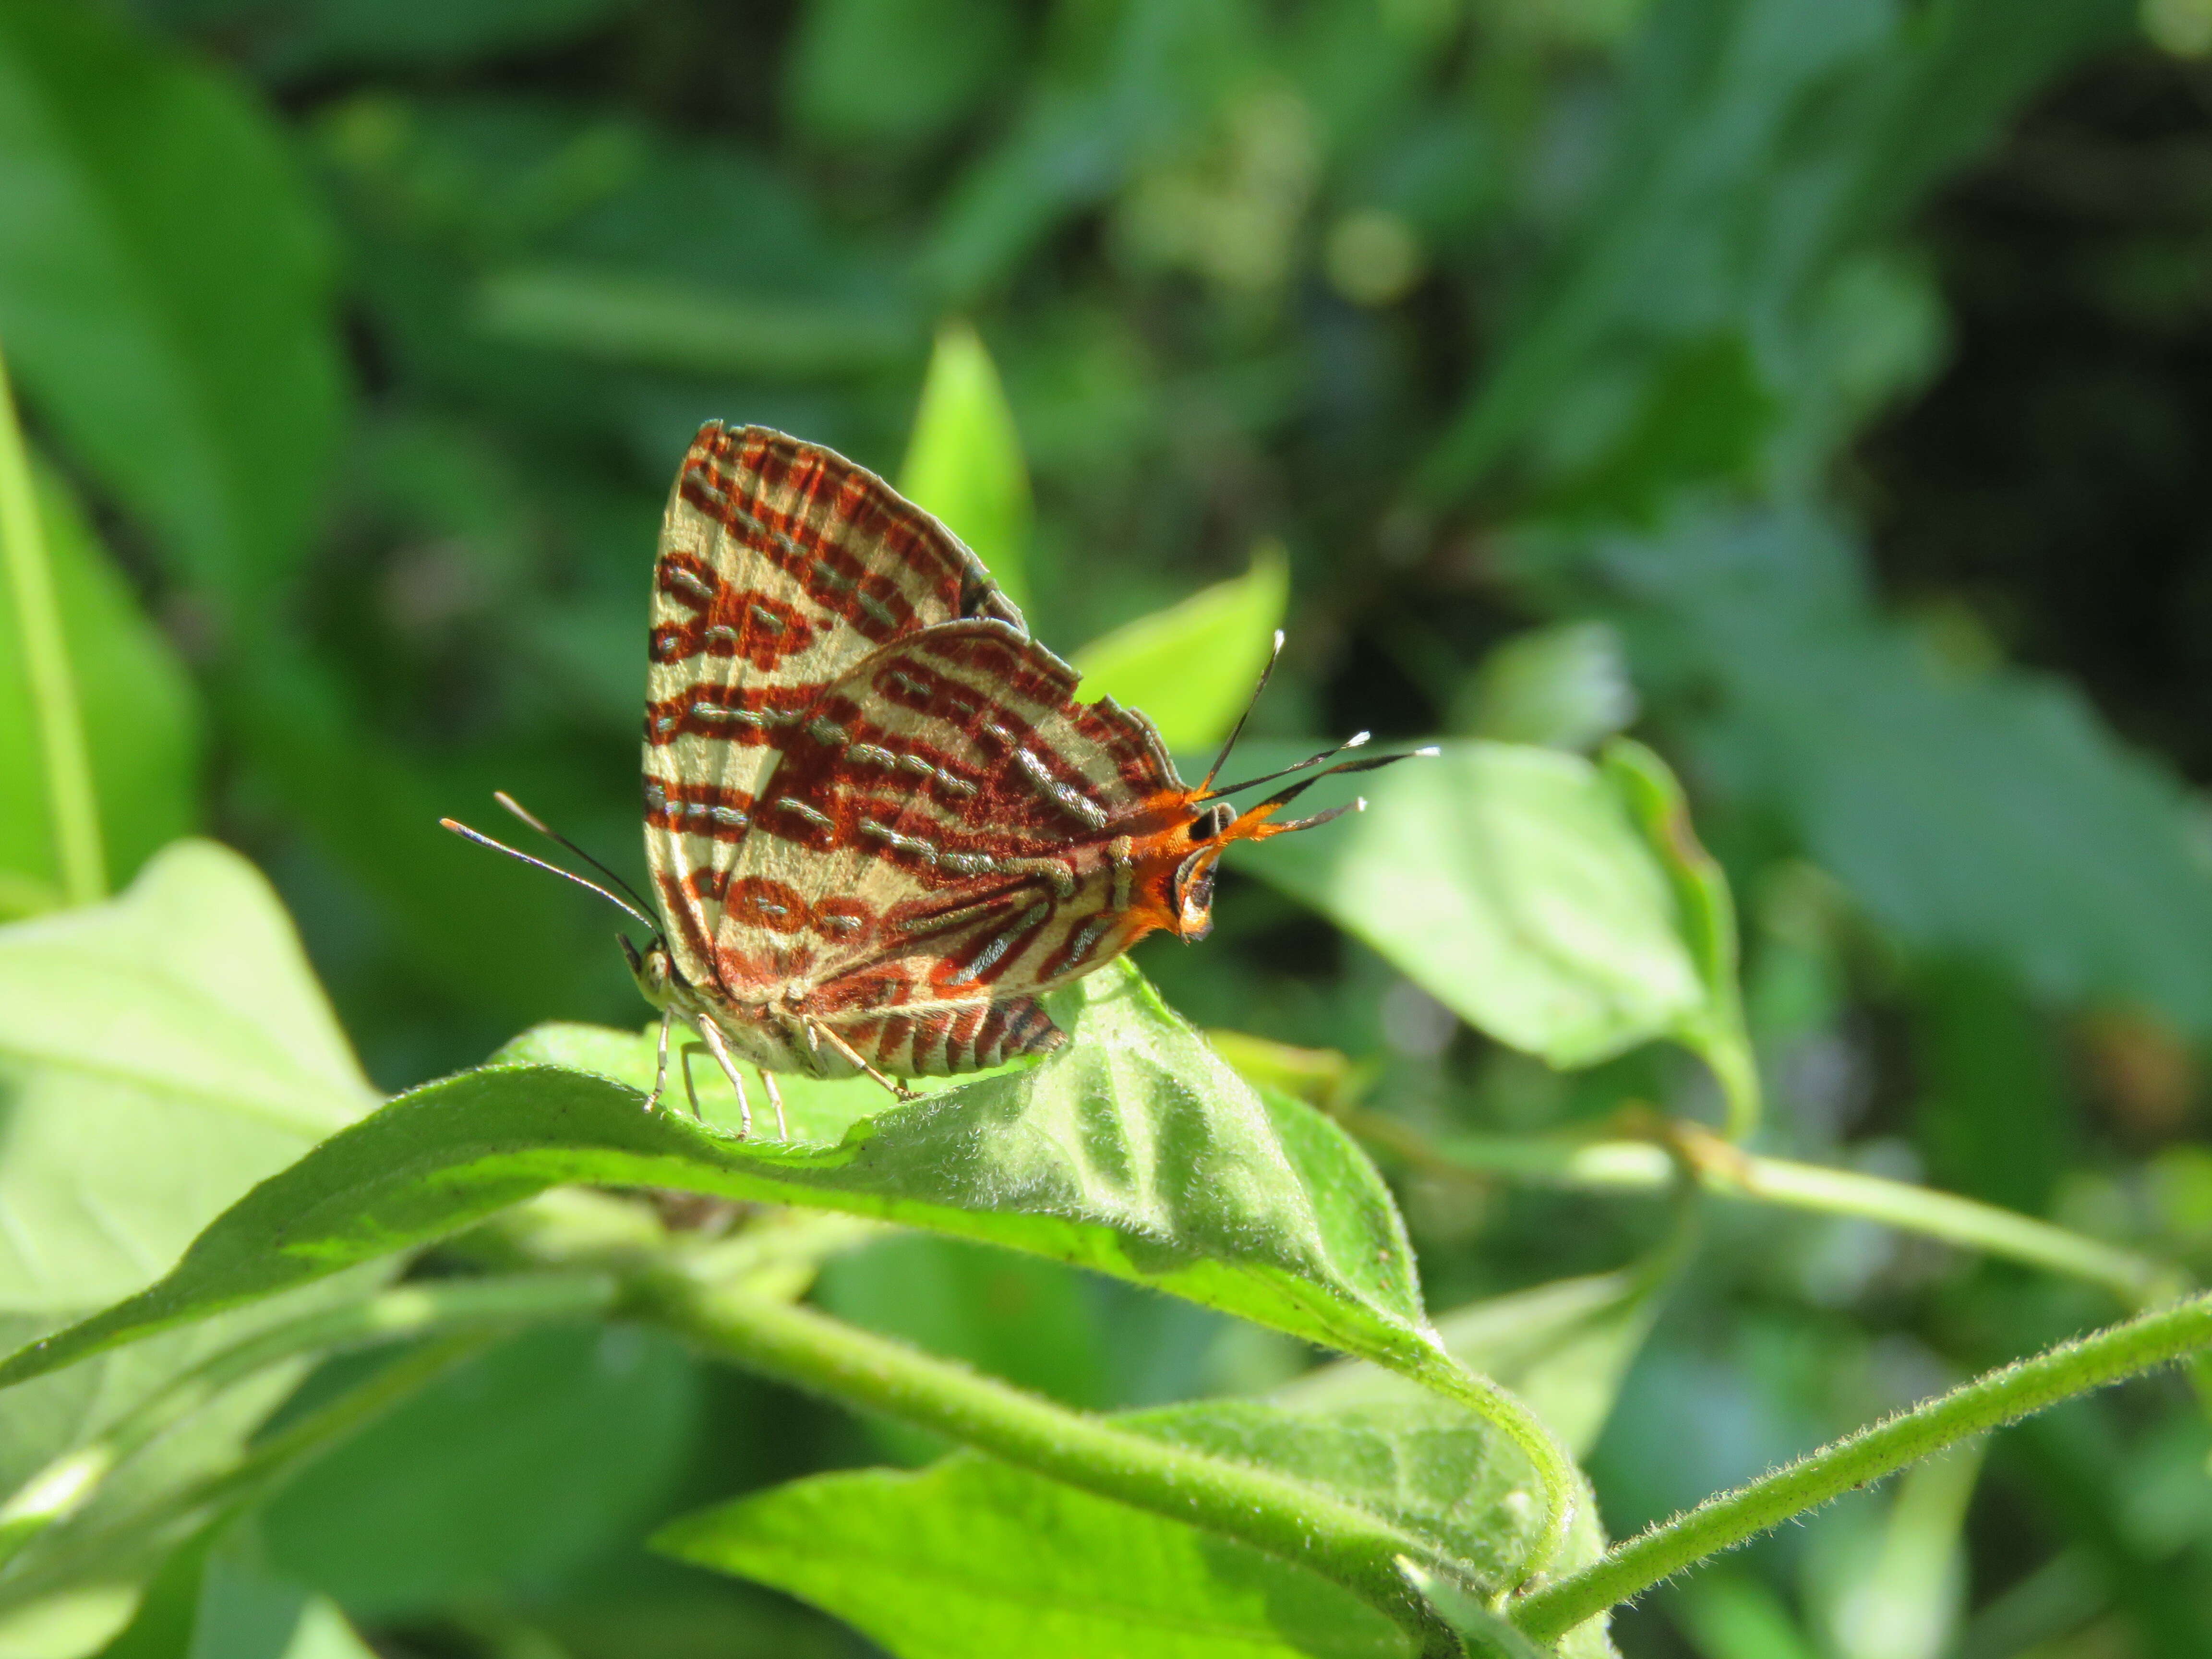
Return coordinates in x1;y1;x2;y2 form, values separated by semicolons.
703;620;1186;1074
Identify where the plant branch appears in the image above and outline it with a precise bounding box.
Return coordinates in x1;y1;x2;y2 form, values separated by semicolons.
632;1266;1464;1654
1352;1111;2176;1307
0;338;103;906
1511;1291;2212;1645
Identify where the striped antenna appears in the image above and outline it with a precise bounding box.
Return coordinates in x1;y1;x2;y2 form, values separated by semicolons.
1200;732;1370;801
1249;745;1440;819
440;811;660;935
493;791;659;922
1198;630;1287;795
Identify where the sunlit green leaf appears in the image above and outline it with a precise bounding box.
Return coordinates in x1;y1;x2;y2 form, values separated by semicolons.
1250;742;1705;1068
1073;546;1290;752
0;2;344;621
899;321;1032;610
1283;1270;1661;1459
1599;737;1757;1133
0;845;386;1631
658;1449;1410;1659
0;464;198;913
0;842;375;1310
0;963;1447;1400
657;1396;1618;1658
1455;622;1637;753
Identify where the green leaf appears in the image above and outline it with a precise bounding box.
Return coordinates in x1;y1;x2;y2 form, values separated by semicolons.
1598;738;1758;1136
898;321;1032;610
1804;1444;1982;1659
0;962;1446;1401
1668;1569;1823;1659
0;463;200;913
1250;742;1705;1068
1282;1270;1662;1459
657;1448;1411;1659
1396;1563;1548;1659
0;2;344;622
1587;504;2212;1039
1454;622;1637;754
0;841;373;1167
0;843;385;1627
1073;546;1291;752
0;841;374;1312
657;1396;1619;1659
96;1526;380;1659
259;1323;701;1618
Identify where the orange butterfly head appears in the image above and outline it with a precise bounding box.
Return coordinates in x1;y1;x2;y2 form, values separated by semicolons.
1139;737;1439;944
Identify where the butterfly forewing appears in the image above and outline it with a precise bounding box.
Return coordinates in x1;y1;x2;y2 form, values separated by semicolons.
641;423;1022;990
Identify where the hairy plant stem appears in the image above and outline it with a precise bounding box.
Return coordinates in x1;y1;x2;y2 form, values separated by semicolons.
1512;1291;2212;1645
633;1265;1465;1656
1352;1110;2176;1307
0;338;102;906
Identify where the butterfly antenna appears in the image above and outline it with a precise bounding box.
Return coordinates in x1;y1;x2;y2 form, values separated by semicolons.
1197;630;1286;795
1199;732;1371;801
1248;745;1441;818
438;817;659;933
492;791;659;922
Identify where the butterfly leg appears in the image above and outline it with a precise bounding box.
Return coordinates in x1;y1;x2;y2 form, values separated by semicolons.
757;1070;789;1140
646;1007;679;1112
808;1018;919;1103
694;1018;754;1139
677;1041;707;1119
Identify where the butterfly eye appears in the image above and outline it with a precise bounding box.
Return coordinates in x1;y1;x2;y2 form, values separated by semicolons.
1189;803;1236;842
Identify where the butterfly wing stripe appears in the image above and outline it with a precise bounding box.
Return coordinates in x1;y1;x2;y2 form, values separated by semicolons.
827;995;1063;1078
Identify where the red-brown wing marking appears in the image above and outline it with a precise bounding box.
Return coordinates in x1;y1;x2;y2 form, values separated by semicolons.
707;618;1189;1073
641;422;1024;988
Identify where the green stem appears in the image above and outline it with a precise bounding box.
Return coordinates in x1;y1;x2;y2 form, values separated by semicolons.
634;1268;1461;1653
0;1272;615;1567
0;338;103;906
1512;1291;2212;1646
1353;1113;2176;1307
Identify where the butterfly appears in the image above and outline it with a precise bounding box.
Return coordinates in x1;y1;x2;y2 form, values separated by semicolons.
447;422;1428;1137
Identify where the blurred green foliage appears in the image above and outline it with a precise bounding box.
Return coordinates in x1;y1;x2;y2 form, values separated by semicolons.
2;0;2212;1655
